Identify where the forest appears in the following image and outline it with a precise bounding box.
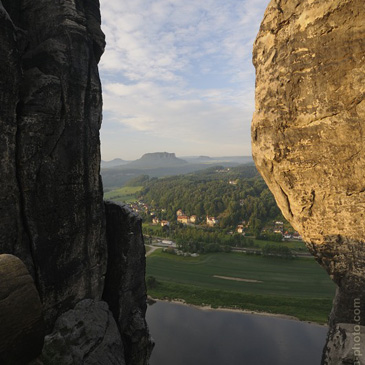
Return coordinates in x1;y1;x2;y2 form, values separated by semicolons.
138;164;285;235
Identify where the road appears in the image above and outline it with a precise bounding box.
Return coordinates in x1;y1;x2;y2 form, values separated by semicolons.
145;245;161;257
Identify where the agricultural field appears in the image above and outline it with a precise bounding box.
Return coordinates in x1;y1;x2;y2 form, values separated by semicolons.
252;239;307;251
146;250;336;323
104;186;143;203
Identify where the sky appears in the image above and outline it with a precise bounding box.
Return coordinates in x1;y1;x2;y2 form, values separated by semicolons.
99;0;271;161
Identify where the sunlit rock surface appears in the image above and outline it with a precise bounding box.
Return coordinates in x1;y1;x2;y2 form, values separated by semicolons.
252;0;365;363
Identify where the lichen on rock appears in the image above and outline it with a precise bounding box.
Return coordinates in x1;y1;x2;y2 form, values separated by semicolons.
252;0;365;363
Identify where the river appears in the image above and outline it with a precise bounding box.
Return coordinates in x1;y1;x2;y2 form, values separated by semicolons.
146;301;328;365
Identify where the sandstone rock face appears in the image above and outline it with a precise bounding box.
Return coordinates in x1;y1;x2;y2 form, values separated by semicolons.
0;1;33;273
0;1;151;364
103;202;154;365
0;0;107;327
0;254;44;365
252;0;365;363
322;323;365;365
41;300;125;365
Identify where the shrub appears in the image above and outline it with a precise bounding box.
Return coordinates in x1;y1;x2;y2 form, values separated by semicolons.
146;276;159;289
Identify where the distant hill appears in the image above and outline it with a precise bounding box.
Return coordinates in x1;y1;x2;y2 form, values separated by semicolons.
126;152;187;168
101;158;129;168
101;152;255;189
192;164;259;180
102;164;214;189
181;155;253;164
181;155;213;163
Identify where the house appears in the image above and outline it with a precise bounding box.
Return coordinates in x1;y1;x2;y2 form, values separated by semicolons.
152;217;160;225
283;232;292;240
160;220;170;227
176;209;184;217
292;231;303;241
206;216;218;226
274;221;284;234
177;215;189;224
189;215;197;224
237;225;244;234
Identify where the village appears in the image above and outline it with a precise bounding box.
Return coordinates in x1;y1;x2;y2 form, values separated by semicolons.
127;201;302;242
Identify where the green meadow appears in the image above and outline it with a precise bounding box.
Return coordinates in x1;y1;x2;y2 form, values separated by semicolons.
104;186;143;203
252;239;307;251
146;250;336;323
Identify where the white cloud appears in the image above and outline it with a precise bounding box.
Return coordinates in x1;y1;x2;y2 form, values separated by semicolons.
99;0;270;159
102;81;254;151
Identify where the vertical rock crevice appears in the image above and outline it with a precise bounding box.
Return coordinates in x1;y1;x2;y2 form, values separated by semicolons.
0;1;152;363
103;201;154;365
10;0;109;327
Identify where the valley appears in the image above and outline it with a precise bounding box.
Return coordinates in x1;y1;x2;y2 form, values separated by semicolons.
103;155;335;325
146;249;335;323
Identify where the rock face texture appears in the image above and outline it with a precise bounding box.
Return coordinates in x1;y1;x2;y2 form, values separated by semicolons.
41;300;125;365
103;202;154;365
0;0;107;327
252;0;365;363
0;254;44;365
0;1;151;364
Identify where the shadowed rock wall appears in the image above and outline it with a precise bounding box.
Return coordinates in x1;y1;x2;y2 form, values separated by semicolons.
103;202;154;365
252;0;365;363
0;254;44;365
0;0;107;326
41;300;126;365
0;1;151;363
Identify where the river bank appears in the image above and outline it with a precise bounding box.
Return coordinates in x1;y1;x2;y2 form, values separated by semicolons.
147;300;328;365
148;296;328;327
146;251;334;324
147;279;331;324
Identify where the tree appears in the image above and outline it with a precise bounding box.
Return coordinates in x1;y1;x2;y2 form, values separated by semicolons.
146;276;159;289
262;245;294;259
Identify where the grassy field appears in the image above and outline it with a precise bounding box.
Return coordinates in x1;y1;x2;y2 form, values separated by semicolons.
104;186;143;203
143;224;164;234
145;245;154;254
252;239;307;251
146;250;336;323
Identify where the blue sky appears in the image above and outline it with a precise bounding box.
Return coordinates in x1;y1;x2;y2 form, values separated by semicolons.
99;0;270;161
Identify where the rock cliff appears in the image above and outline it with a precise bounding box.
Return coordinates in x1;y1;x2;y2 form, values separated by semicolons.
128;152;187;168
103;202;153;365
1;0;107;327
0;0;151;363
252;0;365;363
0;254;44;364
